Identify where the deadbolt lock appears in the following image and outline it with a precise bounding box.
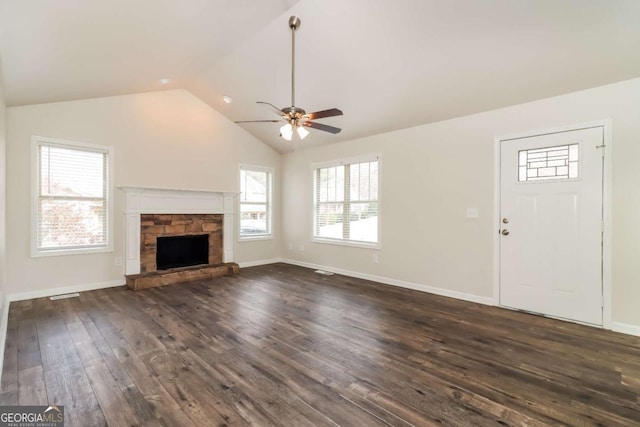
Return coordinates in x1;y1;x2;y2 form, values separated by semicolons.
502;218;509;224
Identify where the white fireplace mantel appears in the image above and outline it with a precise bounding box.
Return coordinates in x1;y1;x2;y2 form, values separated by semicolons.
120;186;237;275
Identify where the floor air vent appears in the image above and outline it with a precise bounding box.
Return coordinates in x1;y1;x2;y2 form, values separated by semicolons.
314;270;335;276
50;293;80;301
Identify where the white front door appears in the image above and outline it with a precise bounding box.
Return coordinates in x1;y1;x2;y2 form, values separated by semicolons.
499;127;604;325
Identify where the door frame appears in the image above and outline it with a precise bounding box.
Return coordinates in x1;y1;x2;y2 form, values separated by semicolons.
492;119;613;329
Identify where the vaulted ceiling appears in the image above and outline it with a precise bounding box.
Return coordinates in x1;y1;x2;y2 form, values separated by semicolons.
2;0;640;153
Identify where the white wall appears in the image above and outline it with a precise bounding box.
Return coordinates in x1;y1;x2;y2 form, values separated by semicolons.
0;62;6;376
282;77;640;328
6;89;281;296
0;66;6;300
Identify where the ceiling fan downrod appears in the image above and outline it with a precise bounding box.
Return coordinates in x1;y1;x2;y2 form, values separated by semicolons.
289;16;301;108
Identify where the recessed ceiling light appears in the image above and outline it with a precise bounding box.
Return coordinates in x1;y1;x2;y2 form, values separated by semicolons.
159;78;170;85
223;95;233;104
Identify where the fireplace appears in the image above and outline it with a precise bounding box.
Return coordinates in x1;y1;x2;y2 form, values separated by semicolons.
121;187;239;290
157;234;209;270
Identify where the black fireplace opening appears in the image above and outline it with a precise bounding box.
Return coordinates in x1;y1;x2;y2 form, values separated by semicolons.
156;234;209;270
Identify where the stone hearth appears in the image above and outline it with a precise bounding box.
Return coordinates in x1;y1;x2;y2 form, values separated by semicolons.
126;263;239;291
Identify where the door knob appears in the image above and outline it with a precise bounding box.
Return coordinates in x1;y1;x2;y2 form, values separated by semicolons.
501;229;510;236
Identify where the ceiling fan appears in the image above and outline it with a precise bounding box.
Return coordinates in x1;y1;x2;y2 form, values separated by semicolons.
235;16;343;141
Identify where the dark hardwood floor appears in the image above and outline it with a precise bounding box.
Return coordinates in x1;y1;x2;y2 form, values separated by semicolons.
1;263;639;426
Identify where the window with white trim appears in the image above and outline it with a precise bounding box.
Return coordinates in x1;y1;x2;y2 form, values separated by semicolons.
239;165;273;239
32;137;112;256
313;156;379;246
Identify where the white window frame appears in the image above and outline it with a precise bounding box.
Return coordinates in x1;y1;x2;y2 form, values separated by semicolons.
238;164;273;241
31;136;114;257
312;153;381;249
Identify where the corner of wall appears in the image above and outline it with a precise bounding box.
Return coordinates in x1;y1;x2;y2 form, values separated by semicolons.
0;58;6;288
0;58;8;377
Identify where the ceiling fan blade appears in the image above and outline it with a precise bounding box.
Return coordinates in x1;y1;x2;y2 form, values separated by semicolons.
257;101;284;116
234;120;282;124
305;108;343;121
303;121;341;134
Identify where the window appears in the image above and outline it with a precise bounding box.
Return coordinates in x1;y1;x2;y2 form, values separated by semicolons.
518;144;579;182
32;136;112;256
239;165;272;239
313;156;379;246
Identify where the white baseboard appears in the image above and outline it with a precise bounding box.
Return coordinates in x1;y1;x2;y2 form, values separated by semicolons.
237;258;284;268
281;258;494;306
612;322;640;337
6;279;125;303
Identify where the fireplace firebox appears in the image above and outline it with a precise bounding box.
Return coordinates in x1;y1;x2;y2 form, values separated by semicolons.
156;234;209;270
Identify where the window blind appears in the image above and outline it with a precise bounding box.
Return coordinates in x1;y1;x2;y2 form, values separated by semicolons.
37;142;108;252
239;167;272;237
313;158;379;245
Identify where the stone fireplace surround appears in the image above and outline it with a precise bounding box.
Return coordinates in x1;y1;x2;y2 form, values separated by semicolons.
121;187;239;289
140;213;223;273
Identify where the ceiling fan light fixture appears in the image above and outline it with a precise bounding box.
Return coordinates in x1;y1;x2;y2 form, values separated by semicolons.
297;125;310;140
280;123;293;141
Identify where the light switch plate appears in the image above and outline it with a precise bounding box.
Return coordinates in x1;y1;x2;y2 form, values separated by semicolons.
466;207;479;219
